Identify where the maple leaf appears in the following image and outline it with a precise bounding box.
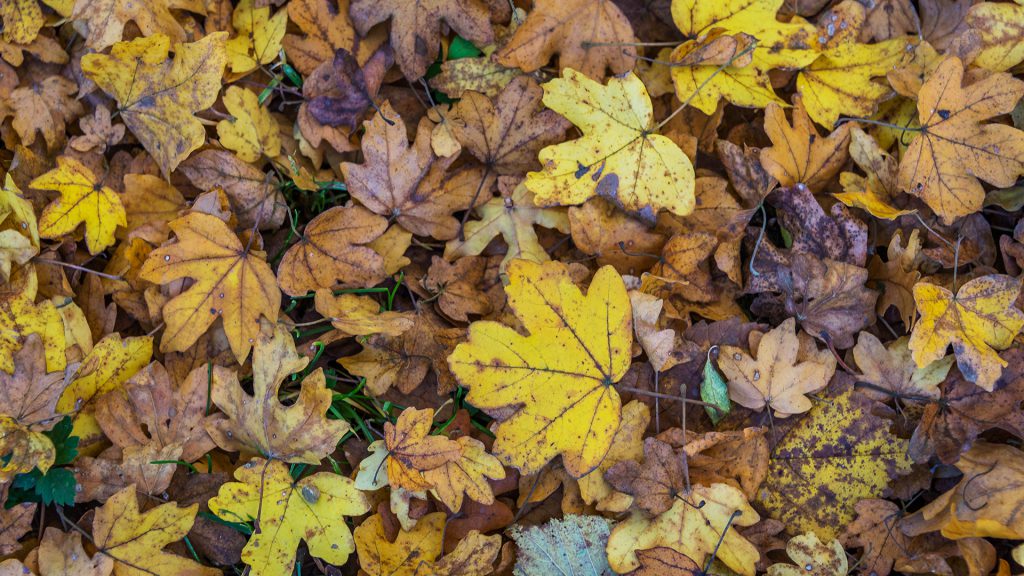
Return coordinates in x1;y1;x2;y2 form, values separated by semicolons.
796;36;912;128
607;483;760;575
206;323;349;464
276;204;387;296
0;415;55;482
758;380;912;540
81;32;228;177
448;259;632;477
853;333;953;403
55;333;153;440
842;499;913;576
94;362;215;463
216;86;281;162
92;484;219;576
177;150;287;230
605;437;687;516
348;0;494;80
427;530;501;576
343;104;493;240
0;270;66;374
283;0;379;76
7;73;82;150
74;443;182;502
898;57;1024;224
0;335;65;432
354;512;445;576
510;515;614;576
70;0;204;50
577;400;649;512
909;274;1024;391
0;502;34;556
422;256;493;322
382;407;462;492
422;435;506;512
569;198;666;274
496;0;636;80
0;175;38;281
444;178;570;270
120;174;185;245
340;309;461;396
768;533;848;576
718;318;837;417
904;442;1024;540
1;0;44;44
625;548;702;576
210;458;370;576
525;68;695;218
313;291;414;337
139;212;281;362
306;46;393;131
225;0;286;75
909;347;1024;463
447;75;568;175
30;157;126;255
965;1;1024;72
760;100;852;192
17;528;114;576
70;106;125;153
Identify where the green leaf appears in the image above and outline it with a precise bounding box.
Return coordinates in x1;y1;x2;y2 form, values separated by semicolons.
701;357;731;425
509;515;614;576
35;468;76;506
49;417;79;466
449;36;482;60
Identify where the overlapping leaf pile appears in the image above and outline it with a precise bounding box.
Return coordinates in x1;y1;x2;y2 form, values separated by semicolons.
3;0;1024;574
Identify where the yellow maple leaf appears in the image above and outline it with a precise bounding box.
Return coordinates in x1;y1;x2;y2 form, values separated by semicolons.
0;269;66;374
0;174;38;281
835;126;915;221
525;68;695;218
354;512;445;576
444;179;569;271
206;323;349;464
965;1;1024;72
448;259;632;477
92;484;219;576
30;157;126;255
226;0;288;74
422;435;506;512
382;407;461;492
768;533;848;576
796;37;912;128
139;212;281;363
56;333;153;441
607;483;760;575
718;318;837;417
217;86;281;162
210;458;370;576
0;416;54;482
0;0;43;45
760;98;852;192
898;57;1024;224
909;274;1024;392
81;32;227;177
70;0;205;50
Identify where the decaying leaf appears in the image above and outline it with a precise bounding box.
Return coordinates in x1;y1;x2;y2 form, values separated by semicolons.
509;515;614;576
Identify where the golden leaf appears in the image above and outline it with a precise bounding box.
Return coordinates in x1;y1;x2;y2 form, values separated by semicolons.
30;157;125;255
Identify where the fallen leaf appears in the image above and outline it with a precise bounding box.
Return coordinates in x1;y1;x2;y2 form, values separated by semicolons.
422;435;505;512
91;484;219;576
448;260;632;477
353;512;445;576
82;32;228;177
509;515;614;576
605;437;686;516
383;407;461;492
853;333;953;402
349;0;494;79
178;149;287;230
217;86;281;162
758;380;912;540
206;323;349;464
718;318;837;417
909;274;1024;391
496;0;636;80
0;270;66;373
30;156;126;255
525;68;695;218
0;334;65;431
70;0;205;50
313;291;414;337
842;499;913;576
899;57;1024;224
140;212;281;362
768;532;848;576
209;457;370;576
606;483;760;575
276;204;387;296
224;0;286;75
760;100;852;192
